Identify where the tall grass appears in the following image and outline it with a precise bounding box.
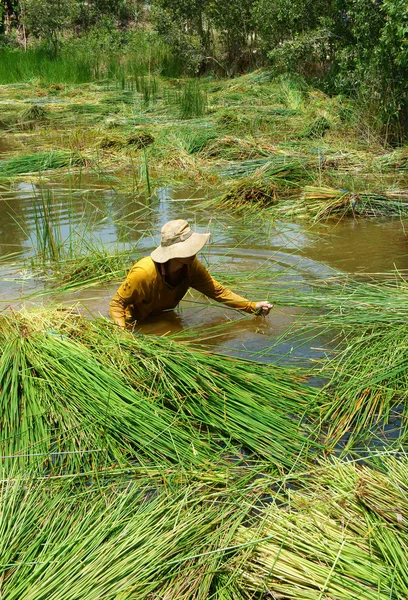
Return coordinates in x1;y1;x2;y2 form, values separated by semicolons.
0;48;95;84
165;80;208;119
0;31;182;85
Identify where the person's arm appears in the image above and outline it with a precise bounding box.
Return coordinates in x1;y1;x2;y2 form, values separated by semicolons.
190;260;272;314
109;267;149;328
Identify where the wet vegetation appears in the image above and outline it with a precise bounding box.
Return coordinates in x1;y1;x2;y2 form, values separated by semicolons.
1;3;408;598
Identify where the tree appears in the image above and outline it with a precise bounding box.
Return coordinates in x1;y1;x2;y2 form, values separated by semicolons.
1;0;20;35
20;0;78;55
207;0;258;71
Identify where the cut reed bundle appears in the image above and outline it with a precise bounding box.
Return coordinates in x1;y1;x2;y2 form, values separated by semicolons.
320;322;408;449
0;308;323;472
73;316;323;468
19;104;49;130
219;177;281;212
218;159;309;212
219;155;311;179
0;151;84;177
0;474;255;600
201;136;276;160
0;318;212;472
275;185;408;221
234;454;408;600
99;131;154;150
376;148;408;172
263;275;408;449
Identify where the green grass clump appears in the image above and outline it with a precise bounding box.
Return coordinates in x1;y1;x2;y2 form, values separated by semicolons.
0;151;84;177
165;80;208;119
181;128;218;154
302;115;332;138
274;185;408;221
235;455;408;600
0;308;322;473
19;104;49;130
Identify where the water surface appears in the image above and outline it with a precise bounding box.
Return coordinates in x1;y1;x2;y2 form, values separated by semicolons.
1;177;407;361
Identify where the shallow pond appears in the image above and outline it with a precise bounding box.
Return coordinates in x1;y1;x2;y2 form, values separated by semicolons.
1;175;407;362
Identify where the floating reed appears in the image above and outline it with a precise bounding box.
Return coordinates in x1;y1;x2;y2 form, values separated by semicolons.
275;185;408;221
264;275;408;449
0;151;84;177
320;322;408;449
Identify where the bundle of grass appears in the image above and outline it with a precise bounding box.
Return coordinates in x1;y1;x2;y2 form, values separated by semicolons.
234;454;408;600
220;155;311;179
0;308;323;472
98;134;125;149
19;104;48;130
75;317;323;469
99;131;155;150
319;322;408;450
301;115;332;138
376;148;408;172
220;177;280;212
202;136;276;160
0;151;84;177
275;185;408;221
0;474;258;599
259;276;408;448
0;311;213;473
126;131;155;148
215;109;248;130
219;160;308;212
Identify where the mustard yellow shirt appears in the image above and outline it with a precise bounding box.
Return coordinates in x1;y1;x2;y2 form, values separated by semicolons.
110;257;257;327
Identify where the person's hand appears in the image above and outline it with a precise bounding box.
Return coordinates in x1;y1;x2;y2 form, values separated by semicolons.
255;301;273;316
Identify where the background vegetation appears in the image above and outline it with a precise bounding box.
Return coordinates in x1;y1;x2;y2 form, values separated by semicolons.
0;0;407;142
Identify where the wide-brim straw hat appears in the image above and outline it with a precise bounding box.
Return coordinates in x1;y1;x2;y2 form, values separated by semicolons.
150;219;210;263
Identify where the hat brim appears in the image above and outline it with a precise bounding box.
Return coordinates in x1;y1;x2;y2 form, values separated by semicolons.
150;231;210;263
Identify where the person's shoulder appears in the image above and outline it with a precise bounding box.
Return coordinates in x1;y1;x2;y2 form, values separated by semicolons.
128;256;158;277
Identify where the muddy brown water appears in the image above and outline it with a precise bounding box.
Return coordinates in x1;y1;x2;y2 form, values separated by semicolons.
0;177;407;362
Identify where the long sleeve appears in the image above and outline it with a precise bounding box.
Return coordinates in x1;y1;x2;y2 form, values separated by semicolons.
190;260;257;314
109;265;150;327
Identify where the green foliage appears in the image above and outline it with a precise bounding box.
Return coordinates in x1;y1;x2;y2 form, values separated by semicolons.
150;3;205;74
21;0;79;55
252;0;331;47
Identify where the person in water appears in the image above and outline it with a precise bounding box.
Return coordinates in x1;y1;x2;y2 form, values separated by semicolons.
110;219;273;328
